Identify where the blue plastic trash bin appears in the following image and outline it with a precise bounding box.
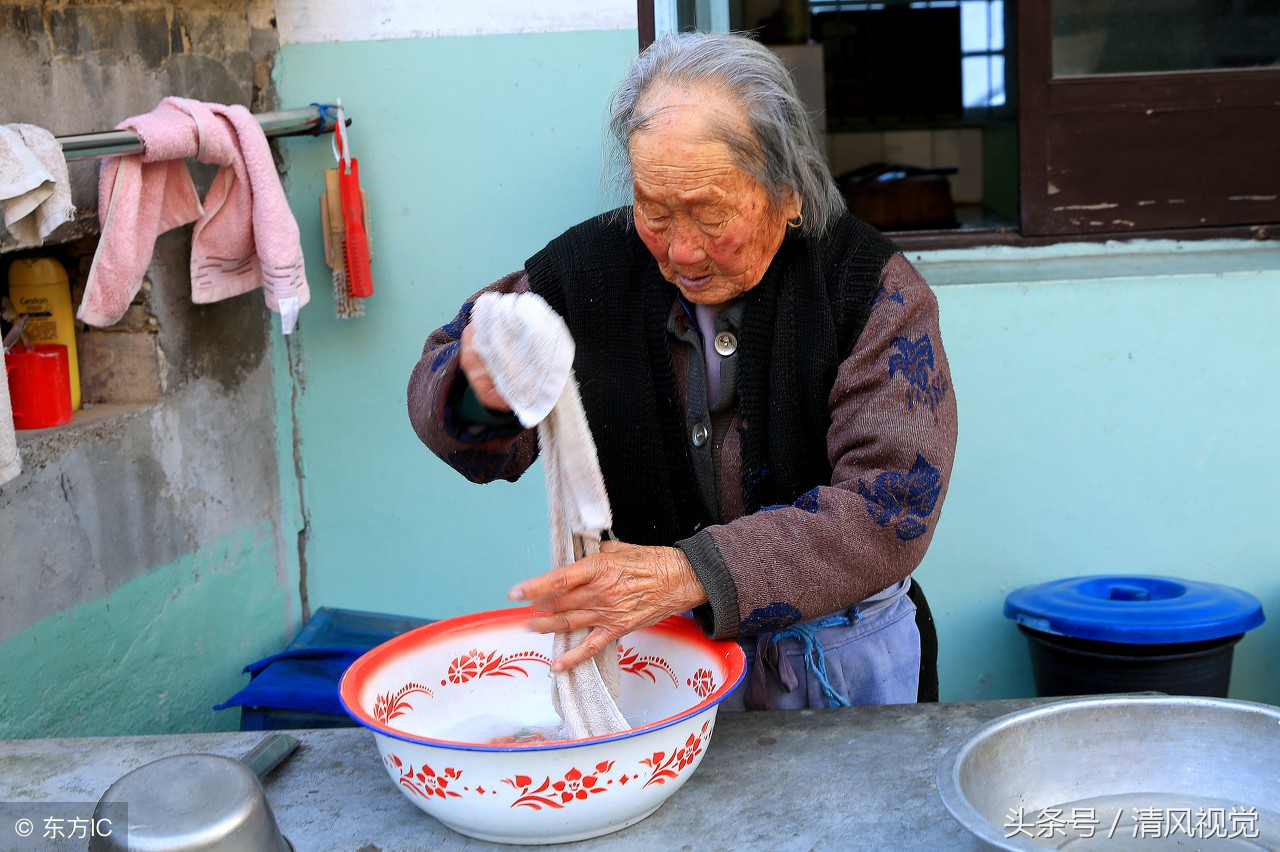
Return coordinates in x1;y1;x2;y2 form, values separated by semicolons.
1004;575;1265;698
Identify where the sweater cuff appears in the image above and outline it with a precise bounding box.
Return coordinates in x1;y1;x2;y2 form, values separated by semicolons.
457;382;520;428
445;370;523;441
676;530;739;640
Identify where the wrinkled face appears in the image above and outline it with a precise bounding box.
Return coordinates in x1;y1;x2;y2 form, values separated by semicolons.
630;85;801;305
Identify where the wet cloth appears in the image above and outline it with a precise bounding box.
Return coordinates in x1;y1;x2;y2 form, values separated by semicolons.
0;123;74;246
469;291;629;739
724;580;920;711
80;97;309;334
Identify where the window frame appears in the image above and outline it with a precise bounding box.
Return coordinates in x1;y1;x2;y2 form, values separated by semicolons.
1018;0;1280;238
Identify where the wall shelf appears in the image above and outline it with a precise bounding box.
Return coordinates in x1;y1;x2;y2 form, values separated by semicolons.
12;402;153;469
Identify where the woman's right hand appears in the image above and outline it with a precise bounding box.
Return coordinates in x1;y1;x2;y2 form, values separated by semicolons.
459;324;512;411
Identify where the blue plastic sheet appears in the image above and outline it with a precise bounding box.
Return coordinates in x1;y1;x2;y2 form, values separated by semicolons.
213;647;366;717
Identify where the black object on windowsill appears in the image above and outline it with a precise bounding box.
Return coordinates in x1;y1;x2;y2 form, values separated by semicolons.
838;163;959;231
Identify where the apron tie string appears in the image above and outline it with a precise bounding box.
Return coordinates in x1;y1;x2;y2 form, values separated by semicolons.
744;610;862;710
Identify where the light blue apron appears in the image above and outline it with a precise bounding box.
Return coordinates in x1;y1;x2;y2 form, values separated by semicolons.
722;578;920;711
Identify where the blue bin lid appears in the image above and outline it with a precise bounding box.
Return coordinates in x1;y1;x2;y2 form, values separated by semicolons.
1004;575;1266;644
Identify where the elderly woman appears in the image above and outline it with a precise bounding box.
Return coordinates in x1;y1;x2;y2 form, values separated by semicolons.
408;32;957;711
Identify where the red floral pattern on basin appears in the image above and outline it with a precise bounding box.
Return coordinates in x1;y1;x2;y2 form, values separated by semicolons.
443;649;552;685
617;644;679;686
386;754;463;800
686;667;716;698
640;720;711;787
372;682;434;725
382;723;712;810
372;643;690;734
502;760;618;809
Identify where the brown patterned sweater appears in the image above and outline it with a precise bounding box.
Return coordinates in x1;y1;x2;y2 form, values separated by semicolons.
407;251;957;641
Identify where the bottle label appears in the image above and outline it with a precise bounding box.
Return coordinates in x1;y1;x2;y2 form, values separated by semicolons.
22;316;57;342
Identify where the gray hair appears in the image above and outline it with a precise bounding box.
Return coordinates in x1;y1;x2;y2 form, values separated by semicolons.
607;31;845;237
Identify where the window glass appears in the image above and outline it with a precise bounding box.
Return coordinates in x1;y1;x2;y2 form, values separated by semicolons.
810;0;1008;117
963;53;1006;107
1052;0;1280;77
961;0;1006;107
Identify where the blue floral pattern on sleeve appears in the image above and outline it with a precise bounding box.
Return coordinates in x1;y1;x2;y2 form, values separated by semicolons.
441;299;474;340
794;487;820;514
872;284;906;310
430;339;459;374
740;602;803;634
757;488;820;515
856;454;942;541
888;334;950;420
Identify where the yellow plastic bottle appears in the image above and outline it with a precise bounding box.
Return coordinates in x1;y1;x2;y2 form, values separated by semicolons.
8;257;80;411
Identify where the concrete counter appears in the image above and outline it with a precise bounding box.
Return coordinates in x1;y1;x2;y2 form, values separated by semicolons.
0;699;1042;851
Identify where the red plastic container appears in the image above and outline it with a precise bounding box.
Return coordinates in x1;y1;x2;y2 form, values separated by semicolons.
5;343;73;429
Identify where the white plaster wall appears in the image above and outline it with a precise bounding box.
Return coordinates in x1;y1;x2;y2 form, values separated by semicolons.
275;0;637;44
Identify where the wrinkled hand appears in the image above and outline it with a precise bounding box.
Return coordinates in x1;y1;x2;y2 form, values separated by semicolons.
459;323;511;411
508;540;708;671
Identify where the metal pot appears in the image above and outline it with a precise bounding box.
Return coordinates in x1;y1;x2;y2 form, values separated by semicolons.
937;696;1280;850
88;734;298;852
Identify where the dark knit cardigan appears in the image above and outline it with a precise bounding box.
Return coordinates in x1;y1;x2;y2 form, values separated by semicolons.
525;208;897;548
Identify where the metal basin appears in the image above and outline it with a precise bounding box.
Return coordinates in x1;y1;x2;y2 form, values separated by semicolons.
937;695;1280;850
88;739;296;852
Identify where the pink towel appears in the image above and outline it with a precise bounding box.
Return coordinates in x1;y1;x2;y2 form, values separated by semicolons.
80;98;309;333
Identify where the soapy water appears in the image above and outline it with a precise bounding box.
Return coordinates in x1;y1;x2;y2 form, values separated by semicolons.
434;714;561;744
1007;793;1280;851
434;711;655;746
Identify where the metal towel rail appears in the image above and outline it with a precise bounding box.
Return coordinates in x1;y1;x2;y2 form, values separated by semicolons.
55;104;345;162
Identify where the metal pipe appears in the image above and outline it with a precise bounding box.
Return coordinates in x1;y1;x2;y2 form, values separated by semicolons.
56;104;346;162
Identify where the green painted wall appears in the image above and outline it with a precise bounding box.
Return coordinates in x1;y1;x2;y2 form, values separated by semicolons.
0;522;291;738
274;31;638;621
914;242;1280;705
274;34;1278;707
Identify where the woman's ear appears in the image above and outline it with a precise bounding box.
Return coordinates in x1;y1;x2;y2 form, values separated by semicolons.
782;189;803;222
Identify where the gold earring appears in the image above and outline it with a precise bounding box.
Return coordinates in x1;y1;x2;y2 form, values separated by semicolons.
787;213;804;229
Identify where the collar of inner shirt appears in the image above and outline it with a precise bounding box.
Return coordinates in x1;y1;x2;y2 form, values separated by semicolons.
673;293;745;338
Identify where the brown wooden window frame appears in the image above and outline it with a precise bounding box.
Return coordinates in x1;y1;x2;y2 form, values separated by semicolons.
1019;0;1280;240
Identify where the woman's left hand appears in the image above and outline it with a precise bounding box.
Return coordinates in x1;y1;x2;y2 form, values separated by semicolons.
507;540;709;671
